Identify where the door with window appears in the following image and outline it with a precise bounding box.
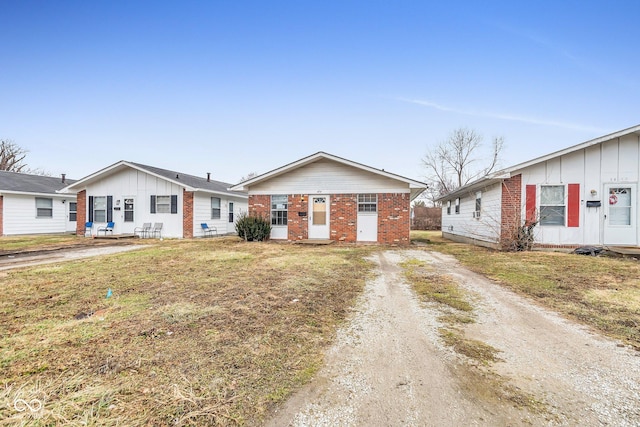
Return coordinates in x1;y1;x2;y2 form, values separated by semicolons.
308;196;330;239
357;194;378;242
604;184;637;245
122;197;135;234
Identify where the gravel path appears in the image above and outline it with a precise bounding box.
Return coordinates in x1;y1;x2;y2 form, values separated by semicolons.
265;249;640;426
0;245;145;271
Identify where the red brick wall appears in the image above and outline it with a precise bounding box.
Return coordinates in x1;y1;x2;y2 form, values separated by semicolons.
0;195;3;236
183;190;194;238
288;195;308;240
249;192;411;245
76;190;87;236
378;193;411;245
248;195;270;218
330;194;358;242
500;174;522;248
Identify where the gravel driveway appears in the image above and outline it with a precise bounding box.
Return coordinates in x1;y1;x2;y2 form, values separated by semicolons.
265;249;640;426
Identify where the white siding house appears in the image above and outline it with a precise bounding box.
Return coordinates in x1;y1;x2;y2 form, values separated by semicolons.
230;152;427;245
438;125;640;249
0;171;77;236
60;161;247;238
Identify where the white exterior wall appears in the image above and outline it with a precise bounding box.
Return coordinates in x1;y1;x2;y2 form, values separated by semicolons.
250;159;410;195
519;135;640;246
192;194;247;237
85;169;185;238
441;182;502;246
2;193;75;235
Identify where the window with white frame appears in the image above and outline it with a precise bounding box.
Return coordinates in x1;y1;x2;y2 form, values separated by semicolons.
455;198;460;214
271;195;288;226
211;197;221;219
69;202;77;221
475;191;482;218
446;200;451;215
93;196;107;222
36;198;53;218
358;194;377;212
540;185;565;226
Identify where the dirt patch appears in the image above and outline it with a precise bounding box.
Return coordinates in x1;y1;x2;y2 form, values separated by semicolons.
265;250;640;426
0;244;145;271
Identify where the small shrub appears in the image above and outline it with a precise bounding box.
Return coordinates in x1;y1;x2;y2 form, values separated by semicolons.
235;213;272;241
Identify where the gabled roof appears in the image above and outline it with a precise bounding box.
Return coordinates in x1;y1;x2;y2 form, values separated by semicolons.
437;124;640;201
229;151;428;200
0;170;76;197
60;161;247;198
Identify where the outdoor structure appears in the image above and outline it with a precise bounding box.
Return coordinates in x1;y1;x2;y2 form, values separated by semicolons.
60;161;247;238
0;170;77;236
229;152;427;245
438;125;640;249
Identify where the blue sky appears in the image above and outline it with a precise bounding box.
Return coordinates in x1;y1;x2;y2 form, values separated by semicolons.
2;1;639;184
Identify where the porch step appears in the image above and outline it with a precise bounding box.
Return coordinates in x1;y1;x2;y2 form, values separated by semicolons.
295;239;335;245
93;234;139;240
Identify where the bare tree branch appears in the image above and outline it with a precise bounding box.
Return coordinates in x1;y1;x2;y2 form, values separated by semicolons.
0;139;29;172
422;128;504;206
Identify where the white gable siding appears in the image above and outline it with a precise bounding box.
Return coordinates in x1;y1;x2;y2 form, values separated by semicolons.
85;168;185;238
250;159;410;195
3;194;71;235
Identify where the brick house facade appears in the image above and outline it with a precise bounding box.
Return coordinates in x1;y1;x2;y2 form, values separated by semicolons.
237;152;427;246
249;192;411;245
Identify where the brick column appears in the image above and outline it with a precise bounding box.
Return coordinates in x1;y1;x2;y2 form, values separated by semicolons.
500;174;522;248
183;190;194;238
76;190;86;236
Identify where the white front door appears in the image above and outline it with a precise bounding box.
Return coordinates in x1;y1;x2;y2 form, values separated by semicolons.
121;197;135;234
603;184;637;245
308;196;330;239
357;213;378;242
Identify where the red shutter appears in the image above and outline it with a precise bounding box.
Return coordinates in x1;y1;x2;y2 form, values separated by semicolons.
525;185;536;225
567;184;580;227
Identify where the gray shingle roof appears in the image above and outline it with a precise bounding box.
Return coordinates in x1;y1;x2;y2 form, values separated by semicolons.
128;162;245;196
0;170;76;194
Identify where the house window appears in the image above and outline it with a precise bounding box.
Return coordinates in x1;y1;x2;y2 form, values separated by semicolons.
211;197;221;219
93;196;107;222
540;185;565;226
358;194;377;212
36;198;53;218
455;198;460;214
228;202;234;223
475;191;482;219
156;196;171;213
446;200;451;215
69;202;77;221
271;195;288;226
150;195;178;214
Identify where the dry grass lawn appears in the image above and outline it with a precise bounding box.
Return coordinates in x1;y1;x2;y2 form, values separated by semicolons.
411;230;640;350
0;237;374;425
3;231;639;425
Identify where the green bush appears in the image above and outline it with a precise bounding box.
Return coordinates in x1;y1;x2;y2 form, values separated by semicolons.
235;213;272;241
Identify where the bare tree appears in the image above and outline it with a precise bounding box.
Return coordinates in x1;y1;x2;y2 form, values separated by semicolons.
422;128;504;204
239;172;258;182
0;139;29;172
